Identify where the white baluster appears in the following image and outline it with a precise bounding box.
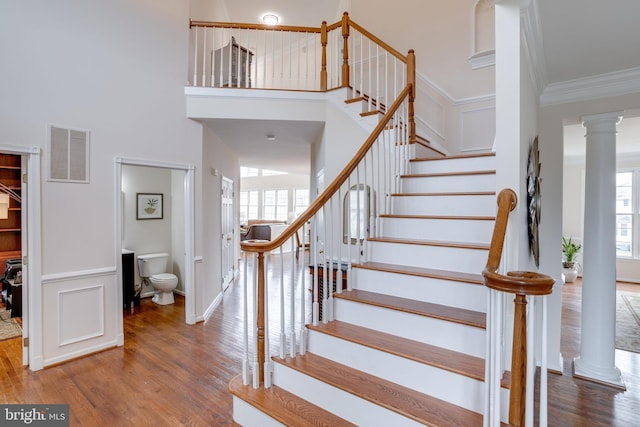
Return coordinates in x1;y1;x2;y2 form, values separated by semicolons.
242;251;250;385
279;246;286;359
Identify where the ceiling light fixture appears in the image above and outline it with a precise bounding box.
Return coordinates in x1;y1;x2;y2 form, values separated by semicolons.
266;134;276;141
262;14;279;26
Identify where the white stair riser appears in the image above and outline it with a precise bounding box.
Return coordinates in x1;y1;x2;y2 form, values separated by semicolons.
391;194;496;216
334;299;486;357
307;331;500;416
273;362;425;427
410;156;495;174
412;143;446;159
351;268;487;312
380;217;493;244
368;241;488;274
401;174;495;193
232;396;285;427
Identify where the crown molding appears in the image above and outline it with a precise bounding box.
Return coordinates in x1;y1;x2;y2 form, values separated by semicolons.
540;66;640;107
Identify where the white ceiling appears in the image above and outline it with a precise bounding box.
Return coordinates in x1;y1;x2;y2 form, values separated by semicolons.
210;1;640;172
537;0;640;86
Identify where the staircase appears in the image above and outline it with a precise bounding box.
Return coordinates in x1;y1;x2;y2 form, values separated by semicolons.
231;151;510;426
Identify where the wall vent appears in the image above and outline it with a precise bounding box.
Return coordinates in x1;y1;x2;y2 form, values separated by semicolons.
48;125;90;183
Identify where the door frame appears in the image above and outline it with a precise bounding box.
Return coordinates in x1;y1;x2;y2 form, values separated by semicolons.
0;144;42;370
221;176;234;292
114;157;196;334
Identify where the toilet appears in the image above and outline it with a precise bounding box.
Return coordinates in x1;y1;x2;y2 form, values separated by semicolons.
137;253;178;305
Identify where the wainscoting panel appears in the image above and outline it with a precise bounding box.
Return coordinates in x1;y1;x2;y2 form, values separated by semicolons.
42;267;118;367
460;106;495;153
58;284;104;346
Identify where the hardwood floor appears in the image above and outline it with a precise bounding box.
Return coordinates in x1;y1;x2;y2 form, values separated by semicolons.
0;260;638;426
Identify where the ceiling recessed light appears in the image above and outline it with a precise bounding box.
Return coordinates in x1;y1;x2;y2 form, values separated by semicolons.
262;14;279;26
266;134;276;141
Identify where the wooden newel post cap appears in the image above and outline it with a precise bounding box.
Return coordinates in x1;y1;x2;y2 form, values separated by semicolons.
483;269;555;296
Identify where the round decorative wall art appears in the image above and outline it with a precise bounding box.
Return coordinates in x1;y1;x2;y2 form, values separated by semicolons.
527;136;541;267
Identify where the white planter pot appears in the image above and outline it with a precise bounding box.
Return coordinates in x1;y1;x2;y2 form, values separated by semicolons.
562;265;578;283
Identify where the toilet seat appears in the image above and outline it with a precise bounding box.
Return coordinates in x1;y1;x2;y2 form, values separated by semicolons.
151;273;177;282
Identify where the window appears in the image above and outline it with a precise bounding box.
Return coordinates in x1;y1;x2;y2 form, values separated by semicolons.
263;189;288;221
294;188;309;216
240;167;259;177
239;190;258;224
262;169;288;176
616;171;638;258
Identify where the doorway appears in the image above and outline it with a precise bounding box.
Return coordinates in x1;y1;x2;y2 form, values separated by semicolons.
115;158;196;339
0;145;42;369
221;176;234;292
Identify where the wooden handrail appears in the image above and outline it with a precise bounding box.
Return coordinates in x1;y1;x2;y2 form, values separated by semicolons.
482;189;554;427
189;19;320;33
241;84;412;255
348;19;408;63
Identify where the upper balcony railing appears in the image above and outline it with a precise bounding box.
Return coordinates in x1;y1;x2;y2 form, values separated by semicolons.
188;12;414;134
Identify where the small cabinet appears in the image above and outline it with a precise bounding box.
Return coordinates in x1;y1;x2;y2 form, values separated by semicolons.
122;250;139;311
212;37;254;88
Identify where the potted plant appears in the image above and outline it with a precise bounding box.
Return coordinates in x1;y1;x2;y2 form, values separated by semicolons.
562;236;581;283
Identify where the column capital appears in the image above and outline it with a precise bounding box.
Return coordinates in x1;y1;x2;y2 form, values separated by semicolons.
581;111;624;127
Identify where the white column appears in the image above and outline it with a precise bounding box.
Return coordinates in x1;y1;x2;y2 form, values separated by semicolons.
573;111;625;388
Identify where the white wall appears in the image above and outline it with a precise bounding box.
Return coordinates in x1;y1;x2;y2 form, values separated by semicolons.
350;0;494;100
201;124;241;312
0;0;206;367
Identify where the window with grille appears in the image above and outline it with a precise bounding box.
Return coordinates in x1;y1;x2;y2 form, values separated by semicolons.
263;189;288;221
616;170;637;258
240;190;258;224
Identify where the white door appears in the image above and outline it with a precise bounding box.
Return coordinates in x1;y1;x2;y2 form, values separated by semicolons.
221;177;234;292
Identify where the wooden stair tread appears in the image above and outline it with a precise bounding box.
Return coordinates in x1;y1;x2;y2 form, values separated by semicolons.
411;152;496;162
380;213;495;221
229;375;356;427
307;320;487;381
360;110;381;117
401;170;496;178
335;289;486;329
389;191;496;197
368;236;490;251
344;96;365;104
352;261;484;285
274;352;487;426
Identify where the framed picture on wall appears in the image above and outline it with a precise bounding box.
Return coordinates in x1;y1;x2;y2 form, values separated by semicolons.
137;193;163;220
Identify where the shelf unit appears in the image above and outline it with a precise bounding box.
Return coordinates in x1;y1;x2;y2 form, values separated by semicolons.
0;154;21;254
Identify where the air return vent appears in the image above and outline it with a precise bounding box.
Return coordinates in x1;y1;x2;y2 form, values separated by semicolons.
48;125;90;183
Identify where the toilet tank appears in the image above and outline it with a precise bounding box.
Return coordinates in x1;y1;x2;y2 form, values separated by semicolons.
137;253;169;277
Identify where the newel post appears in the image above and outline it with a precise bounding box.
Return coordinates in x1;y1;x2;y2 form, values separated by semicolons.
256;251;266;384
320;21;328;91
341;12;350;87
482;190;555;427
407;49;416;144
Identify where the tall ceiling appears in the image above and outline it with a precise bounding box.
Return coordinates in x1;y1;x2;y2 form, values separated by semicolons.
210;1;640;172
